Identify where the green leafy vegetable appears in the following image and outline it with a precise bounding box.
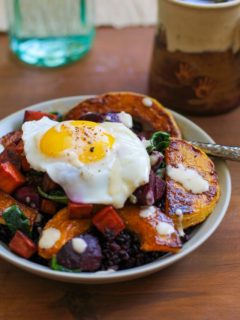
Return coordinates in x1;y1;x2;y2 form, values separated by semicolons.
2;205;30;236
51;256;81;272
37;186;68;204
147;131;170;154
50;111;63;122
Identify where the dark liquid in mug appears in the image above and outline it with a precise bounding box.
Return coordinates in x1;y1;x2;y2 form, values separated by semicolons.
149;29;240;115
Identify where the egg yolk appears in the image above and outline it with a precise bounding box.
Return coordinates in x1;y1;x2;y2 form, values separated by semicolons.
40;121;115;163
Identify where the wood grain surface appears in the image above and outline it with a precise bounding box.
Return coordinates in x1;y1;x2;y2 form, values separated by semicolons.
0;28;239;320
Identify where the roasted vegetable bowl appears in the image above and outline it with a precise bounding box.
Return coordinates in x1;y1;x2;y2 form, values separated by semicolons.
0;93;231;283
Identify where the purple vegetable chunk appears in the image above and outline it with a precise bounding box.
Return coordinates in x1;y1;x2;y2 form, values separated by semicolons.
104;112;120;123
132;120;143;134
14;186;40;209
154;175;166;202
56;234;102;271
79;112;105;123
137;131;154;141
134;171;165;206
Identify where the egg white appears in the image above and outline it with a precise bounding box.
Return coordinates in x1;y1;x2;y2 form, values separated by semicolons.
22;117;150;208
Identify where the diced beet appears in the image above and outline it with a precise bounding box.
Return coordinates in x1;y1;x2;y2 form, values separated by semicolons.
42;173;58;192
132;120;143;134
56;234;102;271
79;112;124;124
134;184;154;206
40;199;57;215
9;231;37;258
92;206;125;238
79;112;105;123
0;162;25;193
24;110;58;122
14;186;40;209
154;175;166;202
68;202;93;219
134;171;165;205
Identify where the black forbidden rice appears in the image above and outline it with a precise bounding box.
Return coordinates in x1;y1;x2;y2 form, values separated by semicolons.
92;228;166;271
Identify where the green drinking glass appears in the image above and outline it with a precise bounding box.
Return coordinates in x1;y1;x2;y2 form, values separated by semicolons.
5;0;95;67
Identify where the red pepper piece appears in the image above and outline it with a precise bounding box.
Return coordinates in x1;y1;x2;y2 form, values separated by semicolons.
41;199;57;215
24;110;58;122
68;201;93;219
9;231;37;258
92;206;125;237
0;161;25;193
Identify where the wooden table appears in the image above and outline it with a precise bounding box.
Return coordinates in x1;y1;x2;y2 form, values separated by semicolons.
0;28;239;320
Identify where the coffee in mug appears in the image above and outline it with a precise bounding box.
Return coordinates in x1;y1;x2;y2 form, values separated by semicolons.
149;0;240;115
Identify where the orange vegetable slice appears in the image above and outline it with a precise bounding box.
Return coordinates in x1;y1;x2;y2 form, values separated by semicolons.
38;207;91;259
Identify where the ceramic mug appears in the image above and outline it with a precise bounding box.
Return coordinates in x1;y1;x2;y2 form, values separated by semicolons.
149;0;240;115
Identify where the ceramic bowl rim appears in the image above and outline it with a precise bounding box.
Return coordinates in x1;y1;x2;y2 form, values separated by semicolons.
0;96;231;284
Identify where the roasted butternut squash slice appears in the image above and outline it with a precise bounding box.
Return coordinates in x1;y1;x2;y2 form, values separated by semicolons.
0;190;37;227
38;207;91;259
118;206;182;252
165;139;220;229
65;92;181;138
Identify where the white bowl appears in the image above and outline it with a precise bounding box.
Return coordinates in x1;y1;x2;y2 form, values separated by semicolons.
0;96;231;284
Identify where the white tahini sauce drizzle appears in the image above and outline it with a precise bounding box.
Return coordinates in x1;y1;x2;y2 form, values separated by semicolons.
156;221;175;235
142;97;153;107
118;112;133;128
72;238;88;254
167;164;209;194
39;227;61;249
175;208;185;237
0;144;4;153
139;206;157;218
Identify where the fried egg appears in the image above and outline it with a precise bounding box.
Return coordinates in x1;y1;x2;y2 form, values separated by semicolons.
22;117;150;208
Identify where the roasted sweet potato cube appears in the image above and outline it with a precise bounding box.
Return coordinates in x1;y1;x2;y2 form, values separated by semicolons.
93;206;125;237
0;162;25;193
24;110;58;122
41;199;57;215
0;191;37;227
9;231;37;258
68;202;93;219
